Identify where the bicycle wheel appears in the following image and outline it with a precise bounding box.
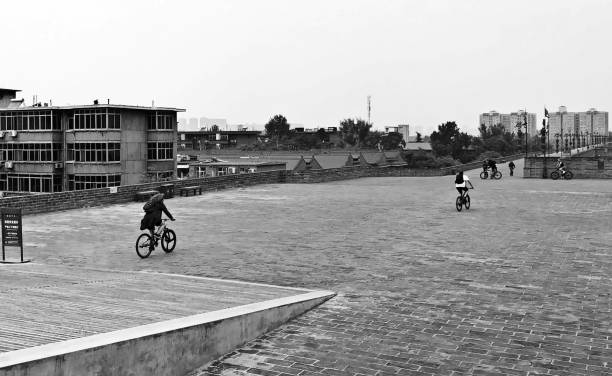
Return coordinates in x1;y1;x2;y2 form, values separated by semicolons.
465;194;470;210
136;233;152;259
550;171;559;180
494;171;502;180
479;171;488;179
564;171;573;180
455;196;463;212
161;229;177;253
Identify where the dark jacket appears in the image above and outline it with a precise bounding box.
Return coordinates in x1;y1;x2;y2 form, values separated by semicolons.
508;161;515;169
140;200;174;231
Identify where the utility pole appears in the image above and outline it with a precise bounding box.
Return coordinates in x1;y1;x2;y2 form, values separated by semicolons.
367;96;371;124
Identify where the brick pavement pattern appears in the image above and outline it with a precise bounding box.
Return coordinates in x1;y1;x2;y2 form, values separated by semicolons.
17;160;612;375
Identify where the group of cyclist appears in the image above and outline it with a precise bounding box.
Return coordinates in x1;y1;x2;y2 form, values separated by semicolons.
455;157;568;204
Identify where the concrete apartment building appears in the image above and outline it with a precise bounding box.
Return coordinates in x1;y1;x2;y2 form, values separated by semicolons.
547;106;580;138
480;110;537;135
0;88;184;193
578;108;609;137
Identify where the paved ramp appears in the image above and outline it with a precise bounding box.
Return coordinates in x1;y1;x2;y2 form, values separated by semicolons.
0;263;334;375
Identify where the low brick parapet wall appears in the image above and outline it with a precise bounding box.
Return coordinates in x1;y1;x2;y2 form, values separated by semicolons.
0;165;445;215
286;165;442;183
524;156;612;178
0;170;286;215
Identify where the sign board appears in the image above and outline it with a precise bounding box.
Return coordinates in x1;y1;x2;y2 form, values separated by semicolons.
1;207;29;263
109;186;118;194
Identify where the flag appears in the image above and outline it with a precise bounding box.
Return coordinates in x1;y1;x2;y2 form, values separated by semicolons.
544;107;549;118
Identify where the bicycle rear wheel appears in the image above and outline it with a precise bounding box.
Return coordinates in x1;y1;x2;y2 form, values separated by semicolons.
136;233;152;259
455;196;463;212
465;194;470;210
161;229;177;253
493;171;502;180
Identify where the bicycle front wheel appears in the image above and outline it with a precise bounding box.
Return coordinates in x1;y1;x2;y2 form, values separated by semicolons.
136;233;152;259
551;171;560;180
465;194;470;210
494;171;502;180
479;171;488;179
455;196;463;212
161;229;177;253
564;171;573;180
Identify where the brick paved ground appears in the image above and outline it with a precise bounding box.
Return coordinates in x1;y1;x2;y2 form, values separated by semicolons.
17;160;612;375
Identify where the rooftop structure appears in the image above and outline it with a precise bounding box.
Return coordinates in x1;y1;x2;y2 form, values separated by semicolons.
0;88;21;109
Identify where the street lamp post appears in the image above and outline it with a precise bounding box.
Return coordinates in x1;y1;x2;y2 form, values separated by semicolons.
555;134;560;154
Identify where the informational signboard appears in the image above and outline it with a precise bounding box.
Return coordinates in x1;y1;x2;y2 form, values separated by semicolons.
1;207;29;263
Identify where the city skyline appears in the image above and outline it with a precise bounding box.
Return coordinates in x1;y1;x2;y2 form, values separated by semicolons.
2;0;612;136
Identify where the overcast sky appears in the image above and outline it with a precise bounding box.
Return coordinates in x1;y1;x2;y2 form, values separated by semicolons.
2;0;611;135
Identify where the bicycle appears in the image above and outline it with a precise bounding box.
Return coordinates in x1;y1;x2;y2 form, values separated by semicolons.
455;188;472;212
550;168;573;180
135;219;177;259
479;169;502;180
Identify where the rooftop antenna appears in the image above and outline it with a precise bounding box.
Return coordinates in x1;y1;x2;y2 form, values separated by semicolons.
367;95;371;124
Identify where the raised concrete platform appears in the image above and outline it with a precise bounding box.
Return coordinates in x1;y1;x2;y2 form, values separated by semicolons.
0;263;335;375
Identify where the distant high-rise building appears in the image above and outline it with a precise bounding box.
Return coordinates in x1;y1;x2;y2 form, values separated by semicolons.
578;108;608;137
548;106;579;138
178;118;188;130
199;117;228;130
480;110;536;135
510;110;537;136
188;118;198;131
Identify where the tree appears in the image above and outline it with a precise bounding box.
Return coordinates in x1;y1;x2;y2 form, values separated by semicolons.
316;128;329;143
339;118;372;148
265;114;290;149
416;132;422;142
429;121;471;160
380;132;404;150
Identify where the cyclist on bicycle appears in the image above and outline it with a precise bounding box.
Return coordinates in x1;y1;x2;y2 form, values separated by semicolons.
556;158;566;176
487;159;498;178
455;170;474;200
482;159;489;173
140;193;175;251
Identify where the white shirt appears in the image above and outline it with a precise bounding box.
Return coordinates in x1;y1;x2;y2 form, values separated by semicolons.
455;174;469;188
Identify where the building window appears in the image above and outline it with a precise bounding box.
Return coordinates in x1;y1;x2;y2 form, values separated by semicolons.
66;142;121;162
147;112;174;130
147;142;173;160
2;173;58;192
0;111;56;131
67;174;122;190
0;143;62;162
68;109;121;130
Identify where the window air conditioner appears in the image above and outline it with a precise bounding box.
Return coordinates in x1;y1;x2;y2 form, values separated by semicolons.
10;130;17;137
0;131;4;138
5;161;14;169
54;163;64;169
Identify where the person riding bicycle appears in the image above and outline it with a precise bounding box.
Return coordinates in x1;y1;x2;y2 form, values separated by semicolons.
455;170;474;201
487;159;498;177
556;158;566;176
482;159;489;173
140;193;175;251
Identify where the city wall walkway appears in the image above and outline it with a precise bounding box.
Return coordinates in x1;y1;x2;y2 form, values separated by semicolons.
4;158;612;375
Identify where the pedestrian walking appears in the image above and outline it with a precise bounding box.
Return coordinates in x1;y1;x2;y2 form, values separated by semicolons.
508;161;515;176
